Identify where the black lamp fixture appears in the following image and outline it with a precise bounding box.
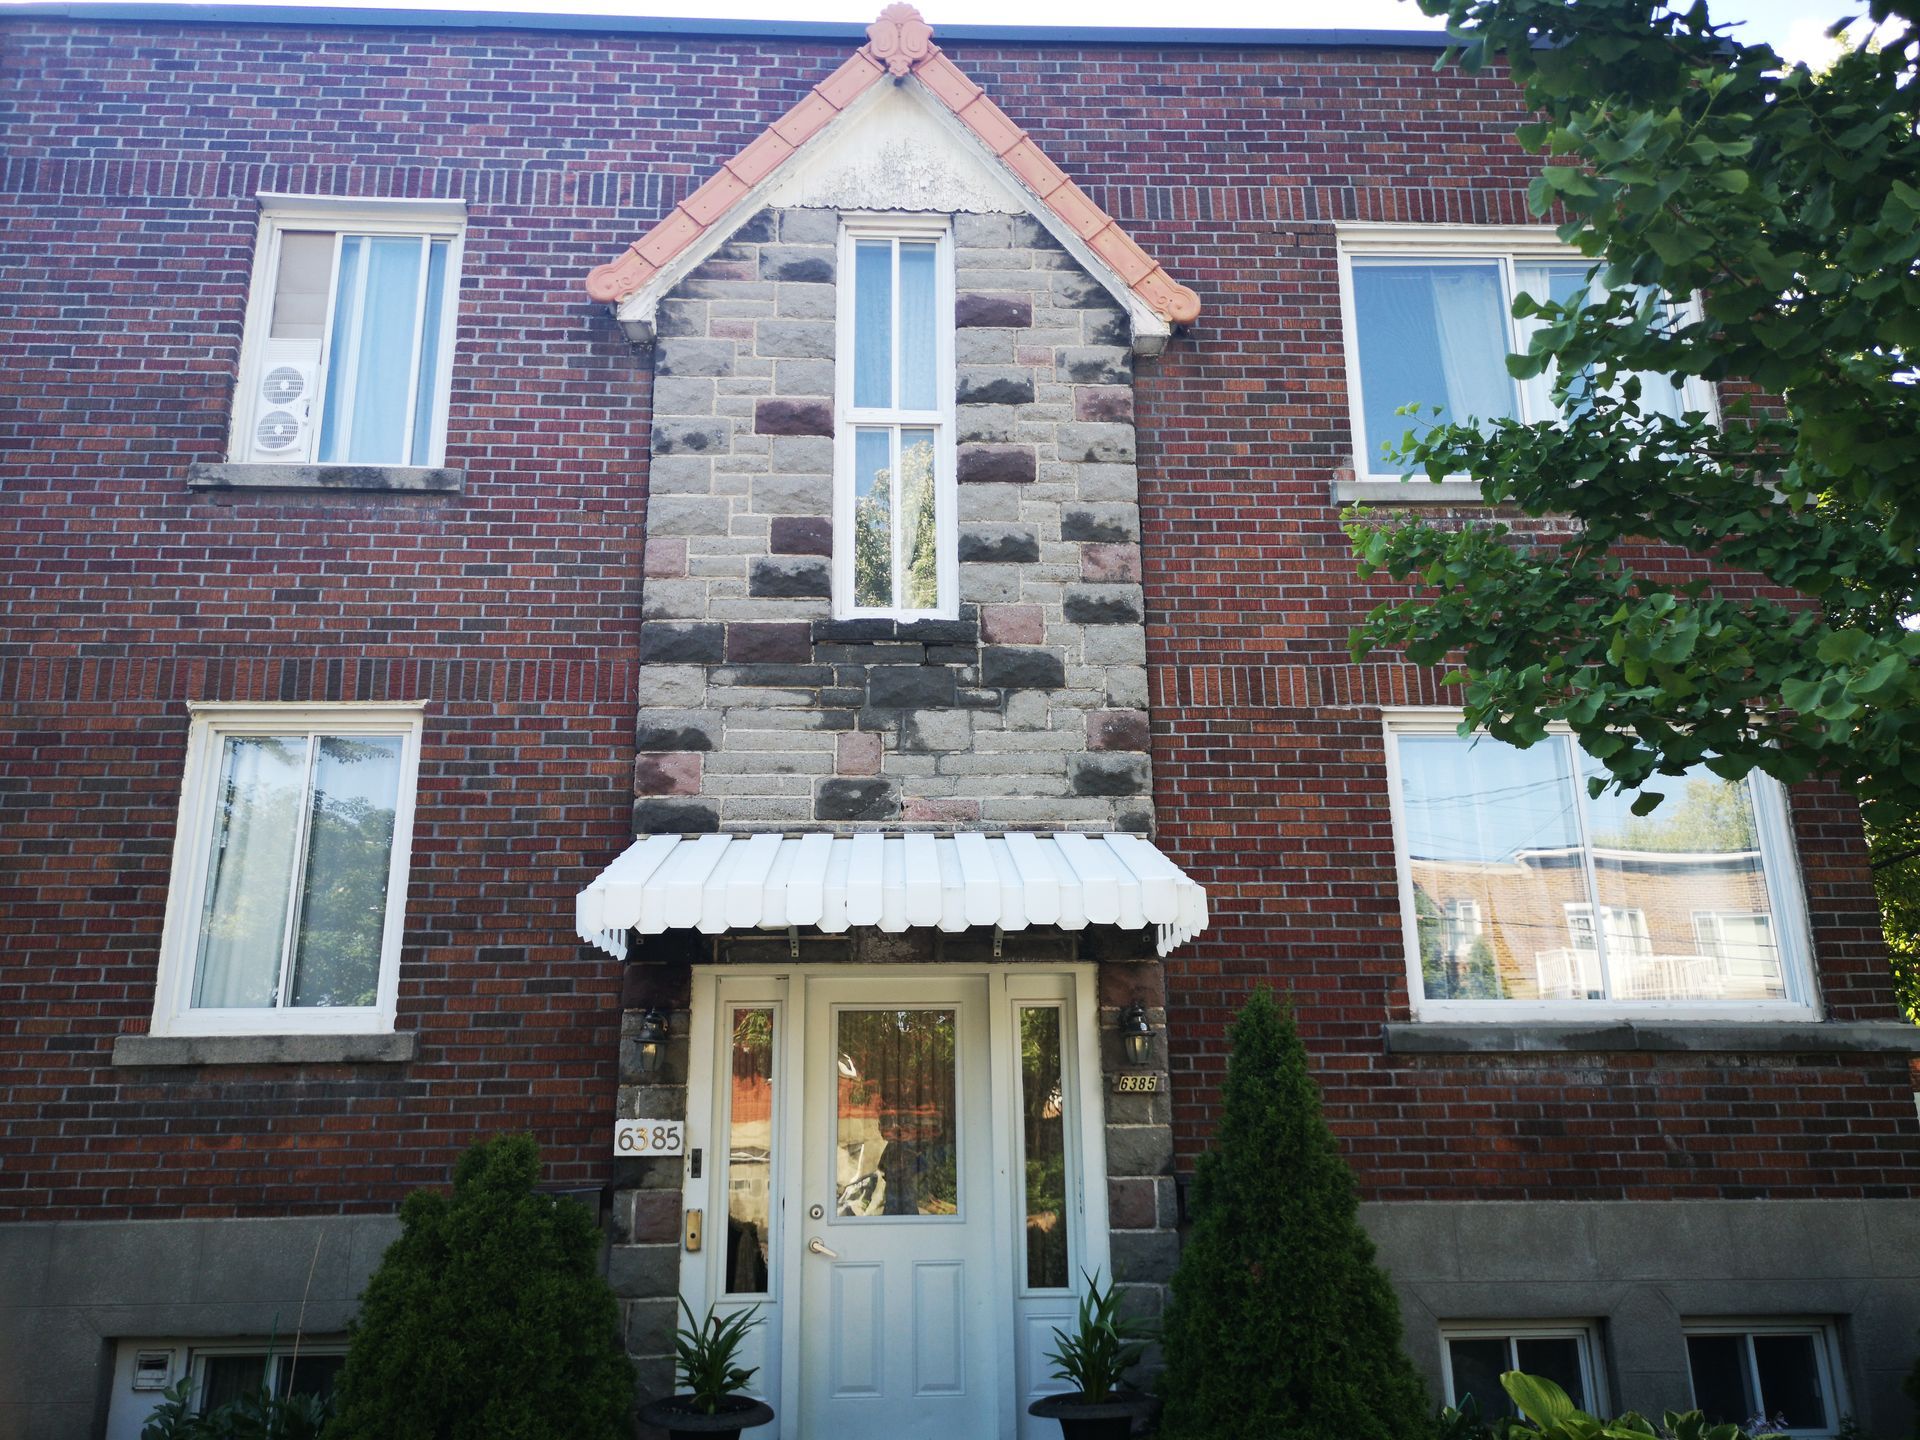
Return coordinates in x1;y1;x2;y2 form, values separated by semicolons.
633;1007;670;1078
1118;1003;1154;1067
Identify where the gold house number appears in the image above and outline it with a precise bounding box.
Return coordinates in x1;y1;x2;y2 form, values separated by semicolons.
613;1119;686;1156
1112;1074;1160;1094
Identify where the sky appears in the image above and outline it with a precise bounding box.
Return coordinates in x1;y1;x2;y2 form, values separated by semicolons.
0;0;1876;68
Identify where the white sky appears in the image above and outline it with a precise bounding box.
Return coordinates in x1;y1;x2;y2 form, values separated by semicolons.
0;0;1875;67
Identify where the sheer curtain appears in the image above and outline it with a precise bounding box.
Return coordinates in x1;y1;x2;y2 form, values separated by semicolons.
1429;264;1516;431
192;735;307;1009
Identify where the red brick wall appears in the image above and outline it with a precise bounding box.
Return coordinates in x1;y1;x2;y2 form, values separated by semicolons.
2;17;1913;1223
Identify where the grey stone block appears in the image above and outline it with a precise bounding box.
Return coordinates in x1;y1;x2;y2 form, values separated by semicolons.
754;397;833;436
1104;1123;1174;1176
639;622;725;664
957;526;1040;564
185;463;463;494
816;777;899;821
955;329;1014;364
1053;272;1115;309
755;319;835;359
955;291;1034;328
956;404;1018;444
749;556;831;598
776;281;836;319
651;418;729;456
1058;347;1132;385
1110;1228;1181;1285
982;646;1066;690
759;246;834;283
633;797;721;834
779;208;839;244
636;708;722;752
647;455;712;496
957;443;1036;484
953;212;1013;247
867;666;958;709
655;337;735;376
1082;626;1147;665
751;473;831;516
607;1244;682;1299
655;298;707;337
732;208;776;243
652;376;715;415
1070;753;1150;795
769;434;834;473
1058;421;1135;464
958;367;1036;405
640;578;706;620
901;709;974;753
770;515;833;555
1064;584;1144;625
1061;505;1140;543
774;357;834;396
647;496;732;536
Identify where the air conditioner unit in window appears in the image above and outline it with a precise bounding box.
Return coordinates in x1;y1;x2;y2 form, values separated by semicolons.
247;338;321;463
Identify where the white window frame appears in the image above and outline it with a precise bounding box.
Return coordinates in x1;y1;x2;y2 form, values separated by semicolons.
1682;1319;1848;1438
1383;708;1819;1022
1335;224;1718;499
230;194;466;468
1439;1322;1606;1416
832;214;959;620
150;701;426;1037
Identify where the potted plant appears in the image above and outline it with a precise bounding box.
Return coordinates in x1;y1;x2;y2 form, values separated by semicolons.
1027;1271;1156;1440
639;1297;776;1440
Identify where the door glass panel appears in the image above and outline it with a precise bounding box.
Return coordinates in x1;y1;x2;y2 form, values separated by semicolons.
834;1009;958;1218
726;1007;776;1294
1018;1006;1069;1288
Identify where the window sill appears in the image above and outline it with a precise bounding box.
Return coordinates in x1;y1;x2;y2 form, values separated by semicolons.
111;1032;417;1067
1334;477;1489;505
1383;1020;1920;1056
187;463;463;494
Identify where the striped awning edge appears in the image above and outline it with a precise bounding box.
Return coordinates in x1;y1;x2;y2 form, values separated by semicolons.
576;831;1208;961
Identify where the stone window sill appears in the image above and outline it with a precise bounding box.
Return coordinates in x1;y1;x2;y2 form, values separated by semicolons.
1383;1020;1920;1056
112;1032;417;1067
187;463;463;494
1334;477;1488;505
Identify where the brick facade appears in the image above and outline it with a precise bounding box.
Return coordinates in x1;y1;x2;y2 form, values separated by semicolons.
3;11;1918;1438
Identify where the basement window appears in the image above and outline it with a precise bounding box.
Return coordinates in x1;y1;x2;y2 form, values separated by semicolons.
1685;1322;1845;1438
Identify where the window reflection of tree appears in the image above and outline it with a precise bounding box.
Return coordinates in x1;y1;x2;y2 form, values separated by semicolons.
834;1010;957;1217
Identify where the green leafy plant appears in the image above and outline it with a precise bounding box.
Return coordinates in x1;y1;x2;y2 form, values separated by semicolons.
1344;0;1920;908
1156;990;1430;1440
327;1133;633;1440
139;1377;331;1440
1043;1270;1152;1404
669;1297;764;1415
1495;1371;1785;1440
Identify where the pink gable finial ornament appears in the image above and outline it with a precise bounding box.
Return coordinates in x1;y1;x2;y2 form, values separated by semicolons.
866;4;936;77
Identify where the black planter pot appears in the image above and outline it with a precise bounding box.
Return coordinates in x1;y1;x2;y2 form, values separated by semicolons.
638;1394;776;1440
1027;1389;1156;1440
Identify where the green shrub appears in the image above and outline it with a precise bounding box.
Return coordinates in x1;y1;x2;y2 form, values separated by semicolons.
1156;990;1431;1440
1466;1371;1785;1439
328;1133;633;1440
140;1375;329;1440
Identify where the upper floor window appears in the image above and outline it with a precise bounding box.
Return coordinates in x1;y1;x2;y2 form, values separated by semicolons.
152;703;425;1036
1337;225;1713;484
834;217;956;619
1384;711;1815;1018
233;197;464;468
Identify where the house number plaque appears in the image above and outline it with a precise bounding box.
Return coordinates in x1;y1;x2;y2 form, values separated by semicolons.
613;1119;686;1156
1111;1074;1160;1094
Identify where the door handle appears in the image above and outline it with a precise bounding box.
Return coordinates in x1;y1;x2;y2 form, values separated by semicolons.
807;1236;840;1260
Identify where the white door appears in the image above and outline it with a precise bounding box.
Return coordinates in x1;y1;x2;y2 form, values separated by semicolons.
796;975;997;1438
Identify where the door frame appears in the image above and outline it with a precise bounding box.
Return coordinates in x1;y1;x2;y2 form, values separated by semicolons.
680;962;1113;1439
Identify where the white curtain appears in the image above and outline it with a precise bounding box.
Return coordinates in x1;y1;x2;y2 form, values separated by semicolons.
192;735;307;1009
1429;264;1516;431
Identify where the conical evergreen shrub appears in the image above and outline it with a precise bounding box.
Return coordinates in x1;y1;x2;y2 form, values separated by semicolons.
329;1133;633;1440
1157;990;1432;1440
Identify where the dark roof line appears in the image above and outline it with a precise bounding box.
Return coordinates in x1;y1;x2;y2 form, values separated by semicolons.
0;2;1455;48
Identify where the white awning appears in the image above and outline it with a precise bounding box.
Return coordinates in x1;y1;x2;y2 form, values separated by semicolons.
576;831;1208;960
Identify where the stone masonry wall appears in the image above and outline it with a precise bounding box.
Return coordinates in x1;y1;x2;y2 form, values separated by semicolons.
635;205;1154;834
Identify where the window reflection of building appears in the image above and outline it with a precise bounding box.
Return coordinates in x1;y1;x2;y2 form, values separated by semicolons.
725;1009;774;1295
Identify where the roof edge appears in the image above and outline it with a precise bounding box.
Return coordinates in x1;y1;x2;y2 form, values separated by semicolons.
2;3;1455;49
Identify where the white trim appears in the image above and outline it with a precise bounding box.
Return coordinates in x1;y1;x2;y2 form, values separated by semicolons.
150;702;426;1038
1681;1318;1848;1438
1381;707;1820;1023
1334;224;1718;494
230;199;465;469
832;220;958;620
1438;1321;1606;1416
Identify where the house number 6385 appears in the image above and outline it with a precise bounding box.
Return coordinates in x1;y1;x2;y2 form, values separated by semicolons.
614;1119;686;1156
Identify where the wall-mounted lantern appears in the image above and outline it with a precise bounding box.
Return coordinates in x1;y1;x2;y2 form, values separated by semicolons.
633;1007;670;1077
1118;1003;1154;1067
